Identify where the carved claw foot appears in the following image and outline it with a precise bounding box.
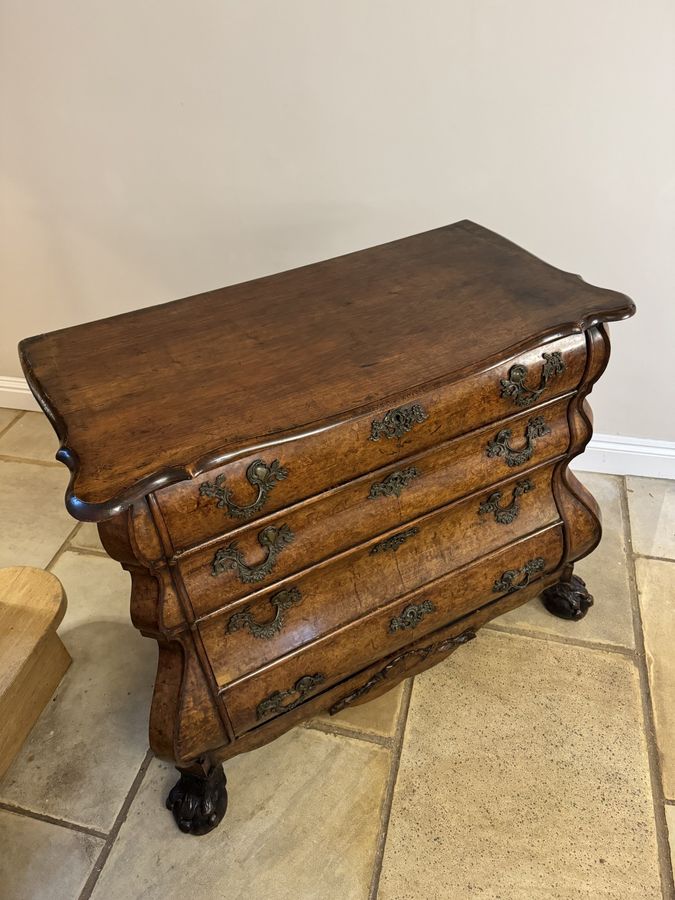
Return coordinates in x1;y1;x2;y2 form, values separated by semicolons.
540;573;594;621
166;764;228;835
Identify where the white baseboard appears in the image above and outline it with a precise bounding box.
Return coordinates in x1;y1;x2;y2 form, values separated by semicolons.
572;434;675;480
0;375;39;411
1;373;673;479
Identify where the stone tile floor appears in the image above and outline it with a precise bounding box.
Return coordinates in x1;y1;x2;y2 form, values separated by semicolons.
0;408;673;899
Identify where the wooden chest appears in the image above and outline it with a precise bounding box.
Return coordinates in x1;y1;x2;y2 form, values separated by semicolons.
20;220;635;835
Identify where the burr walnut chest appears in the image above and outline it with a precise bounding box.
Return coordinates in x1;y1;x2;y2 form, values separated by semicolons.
20;221;635;835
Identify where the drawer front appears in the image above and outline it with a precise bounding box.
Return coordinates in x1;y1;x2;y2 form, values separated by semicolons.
221;523;564;735
198;462;561;686
156;333;585;550
218;565;565;762
179;398;570;616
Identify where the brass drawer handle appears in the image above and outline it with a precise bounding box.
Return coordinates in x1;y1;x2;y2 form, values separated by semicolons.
370;526;419;555
369;403;428;441
486;416;550;467
200;459;288;520
211;524;294;583
368;466;420;500
227;587;302;640
256;673;325;721
389;599;436;633
329;630;476;714
500;351;565;407
492;557;545;594
478;479;534;525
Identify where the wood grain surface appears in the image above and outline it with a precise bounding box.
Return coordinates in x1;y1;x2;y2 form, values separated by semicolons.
156;335;585;549
222;524;565;735
20;220;634;520
0;567;71;777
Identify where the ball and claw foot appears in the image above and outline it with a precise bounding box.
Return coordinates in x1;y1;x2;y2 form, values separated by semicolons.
540;573;594;621
166;764;228;836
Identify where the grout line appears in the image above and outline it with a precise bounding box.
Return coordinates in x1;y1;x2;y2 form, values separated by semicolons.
625;474;674;488
634;553;675;565
303;718;393;749
0;801;108;841
0;410;25;440
619;476;675;900
78;749;154;900
63;544;110;559
484;620;637;659
368;678;414;900
0;452;61;467
45;523;83;572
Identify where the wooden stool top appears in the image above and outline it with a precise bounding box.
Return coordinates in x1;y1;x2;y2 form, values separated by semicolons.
0;567;67;695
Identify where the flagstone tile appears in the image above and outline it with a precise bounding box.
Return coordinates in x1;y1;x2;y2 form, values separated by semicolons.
0;808;103;900
0;552;155;832
0;411;59;463
69;522;105;553
666;804;675;885
310;681;406;738
0;408;22;434
0;459;73;569
378;629;660;899
92;728;391;900
636;556;675;799
626;476;675;560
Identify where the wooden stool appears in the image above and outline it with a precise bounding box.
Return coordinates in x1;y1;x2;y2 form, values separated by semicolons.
0;567;71;779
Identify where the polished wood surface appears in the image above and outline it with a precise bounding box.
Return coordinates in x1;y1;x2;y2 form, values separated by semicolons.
186;457;561;630
156;336;585;550
198;462;561;686
20;221;633;520
21;222;634;835
176;399;571;615
223;524;565;736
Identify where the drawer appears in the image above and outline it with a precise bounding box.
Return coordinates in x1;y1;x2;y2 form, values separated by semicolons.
220;523;564;735
178;399;570;617
155;333;585;550
198;462;561;685
218;562;566;762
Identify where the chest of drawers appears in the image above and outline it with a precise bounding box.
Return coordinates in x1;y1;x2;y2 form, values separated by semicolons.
20;220;635;836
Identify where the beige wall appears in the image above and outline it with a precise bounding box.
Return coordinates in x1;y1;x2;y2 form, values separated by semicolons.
1;1;674;440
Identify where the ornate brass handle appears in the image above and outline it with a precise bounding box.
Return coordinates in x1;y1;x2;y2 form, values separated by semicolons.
478;479;534;525
226;587;302;640
199;459;288;520
256;673;325;721
368;466;420;500
492;557;545;594
211;524;294;583
389;599;435;633
370;526;419;555
329;630;476;714
500;351;565;407
486;416;550;467
369;403;428;441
